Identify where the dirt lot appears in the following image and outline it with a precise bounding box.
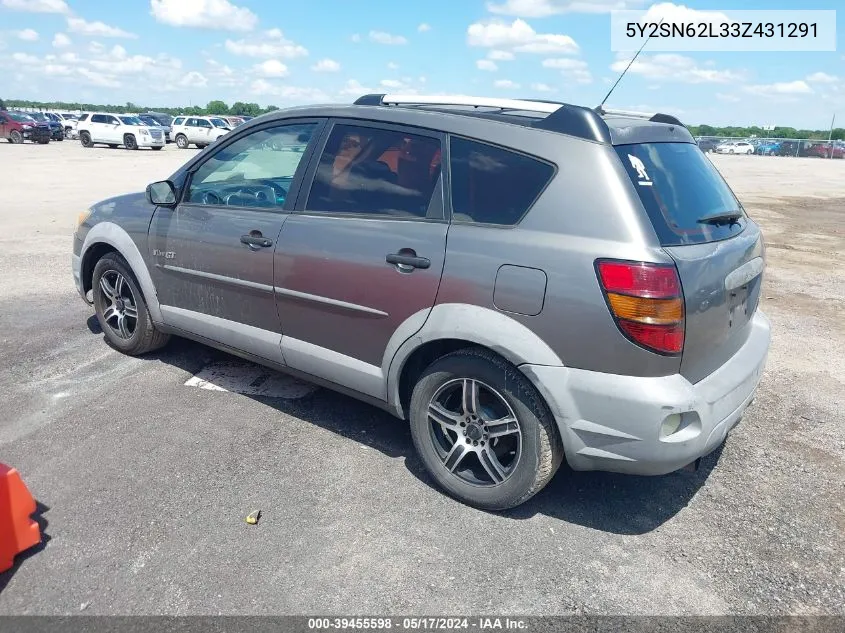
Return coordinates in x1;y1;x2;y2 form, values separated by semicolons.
0;141;843;615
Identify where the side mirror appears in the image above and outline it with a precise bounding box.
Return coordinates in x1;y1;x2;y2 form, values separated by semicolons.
146;180;177;207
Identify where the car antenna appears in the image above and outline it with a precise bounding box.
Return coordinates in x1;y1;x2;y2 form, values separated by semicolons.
598;16;666;111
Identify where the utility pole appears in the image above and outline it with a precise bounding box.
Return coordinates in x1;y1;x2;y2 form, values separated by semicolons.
827;113;836;158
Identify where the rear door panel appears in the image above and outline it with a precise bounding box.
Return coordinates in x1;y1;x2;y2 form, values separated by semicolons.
665;221;764;383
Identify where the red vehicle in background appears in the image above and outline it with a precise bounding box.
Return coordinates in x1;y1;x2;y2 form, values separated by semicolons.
0;110;51;144
807;141;845;158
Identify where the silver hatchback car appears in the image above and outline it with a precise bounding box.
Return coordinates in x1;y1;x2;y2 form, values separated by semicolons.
72;95;770;510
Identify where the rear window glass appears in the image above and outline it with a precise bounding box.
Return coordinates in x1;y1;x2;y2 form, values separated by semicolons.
450;137;554;226
616;142;746;246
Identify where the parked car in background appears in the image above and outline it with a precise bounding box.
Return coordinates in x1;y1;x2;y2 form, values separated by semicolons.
171;115;231;149
697;137;721;153
72;94;770;510
77;113;165;150
45;112;79;138
755;141;781;156
806;141;845;159
140;112;174;142
716;141;754;155
0;110;51;143
224;116;245;127
21;111;64;141
138;114;171;143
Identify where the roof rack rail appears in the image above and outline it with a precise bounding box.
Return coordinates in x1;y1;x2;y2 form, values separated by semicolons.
594;105;685;127
354;93;564;114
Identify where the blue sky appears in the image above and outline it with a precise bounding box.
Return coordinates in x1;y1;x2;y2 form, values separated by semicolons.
0;0;842;127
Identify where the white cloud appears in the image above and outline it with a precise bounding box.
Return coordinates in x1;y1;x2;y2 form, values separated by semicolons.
468;19;578;55
806;72;838;84
638;3;731;26
488;50;515;61
610;53;743;84
0;0;68;13
43;63;71;76
67;17;137;39
16;29;39;41
369;30;408;45
418;23;431;32
150;0;258;31
494;79;520;89
716;93;740;103
531;82;555;92
311;58;340;72
254;59;288;77
52;32;71;48
387;61;399;70
58;51;77;62
340;78;372;96
225;30;308;58
487;0;645;17
250;79;328;102
88;41;104;53
380;79;404;89
11;52;39;64
477;59;498;71
181;71;208;87
542;57;592;83
746;80;813;96
77;67;121;87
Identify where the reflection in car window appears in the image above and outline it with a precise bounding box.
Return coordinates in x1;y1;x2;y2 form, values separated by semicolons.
306;124;442;218
120;116;143;125
186;123;318;209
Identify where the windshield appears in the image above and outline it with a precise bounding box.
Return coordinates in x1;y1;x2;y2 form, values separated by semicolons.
139;116;157;126
61;114;77;119
210;118;229;128
119;116;143;125
616;142;745;246
8;112;35;123
28;113;48;121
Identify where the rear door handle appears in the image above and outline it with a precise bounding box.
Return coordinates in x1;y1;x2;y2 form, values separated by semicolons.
386;252;430;270
241;234;273;248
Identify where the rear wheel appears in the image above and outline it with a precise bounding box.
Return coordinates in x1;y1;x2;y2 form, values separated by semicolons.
175;134;189;149
80;131;93;148
92;253;169;356
124;134;138;150
9;130;23;144
409;349;563;511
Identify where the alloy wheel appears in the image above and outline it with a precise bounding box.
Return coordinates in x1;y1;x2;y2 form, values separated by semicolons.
427;378;522;486
98;270;138;340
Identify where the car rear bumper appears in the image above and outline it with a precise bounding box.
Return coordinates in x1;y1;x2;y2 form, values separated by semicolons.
521;310;771;476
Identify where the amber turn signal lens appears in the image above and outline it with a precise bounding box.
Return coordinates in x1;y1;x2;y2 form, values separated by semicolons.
606;293;683;325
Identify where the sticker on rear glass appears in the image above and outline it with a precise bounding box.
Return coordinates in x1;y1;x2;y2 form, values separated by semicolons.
628;154;653;186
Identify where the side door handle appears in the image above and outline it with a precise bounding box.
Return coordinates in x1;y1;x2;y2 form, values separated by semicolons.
241;233;273;248
386;251;430;271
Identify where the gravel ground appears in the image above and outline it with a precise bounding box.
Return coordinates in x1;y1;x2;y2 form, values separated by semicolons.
0;141;843;615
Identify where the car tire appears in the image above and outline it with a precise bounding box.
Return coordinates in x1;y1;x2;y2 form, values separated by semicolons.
409;348;563;511
37;138;50;145
56;135;64;142
9;130;23;144
124;134;138;150
175;134;189;149
151;146;163;151
92;253;170;356
80;131;93;148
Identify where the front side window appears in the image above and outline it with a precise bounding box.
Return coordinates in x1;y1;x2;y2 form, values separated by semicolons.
449;137;554;226
306;124;442;218
186;122;318;209
120;116;142;125
197;119;213;129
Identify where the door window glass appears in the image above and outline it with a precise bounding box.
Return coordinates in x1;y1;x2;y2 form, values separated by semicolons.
306;124;442;218
186;122;318;209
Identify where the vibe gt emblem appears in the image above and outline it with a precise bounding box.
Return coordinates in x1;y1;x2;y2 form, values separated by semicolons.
153;249;176;259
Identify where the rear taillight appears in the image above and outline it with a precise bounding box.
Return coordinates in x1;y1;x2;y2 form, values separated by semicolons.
596;259;685;355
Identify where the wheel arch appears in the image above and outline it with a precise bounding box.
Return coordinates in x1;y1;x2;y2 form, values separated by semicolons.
80;222;162;323
385;303;564;419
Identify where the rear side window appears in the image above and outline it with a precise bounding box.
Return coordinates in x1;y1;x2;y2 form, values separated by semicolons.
616;143;745;246
449;137;554;226
306;124;442;219
173;117;184;126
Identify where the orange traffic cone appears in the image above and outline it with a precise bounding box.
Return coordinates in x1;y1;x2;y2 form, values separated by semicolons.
0;463;41;574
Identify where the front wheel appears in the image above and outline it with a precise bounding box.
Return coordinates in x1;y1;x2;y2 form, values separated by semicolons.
124;134;138;150
9;130;23;144
80;131;93;148
92;253;169;356
409;349;563;511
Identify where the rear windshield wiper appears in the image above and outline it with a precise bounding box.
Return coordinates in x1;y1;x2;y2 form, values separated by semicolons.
697;211;743;226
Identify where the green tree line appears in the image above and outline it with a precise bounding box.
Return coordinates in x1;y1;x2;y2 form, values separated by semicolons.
0;96;841;140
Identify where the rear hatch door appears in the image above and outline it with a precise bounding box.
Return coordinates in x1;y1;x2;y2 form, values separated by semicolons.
616;142;764;383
